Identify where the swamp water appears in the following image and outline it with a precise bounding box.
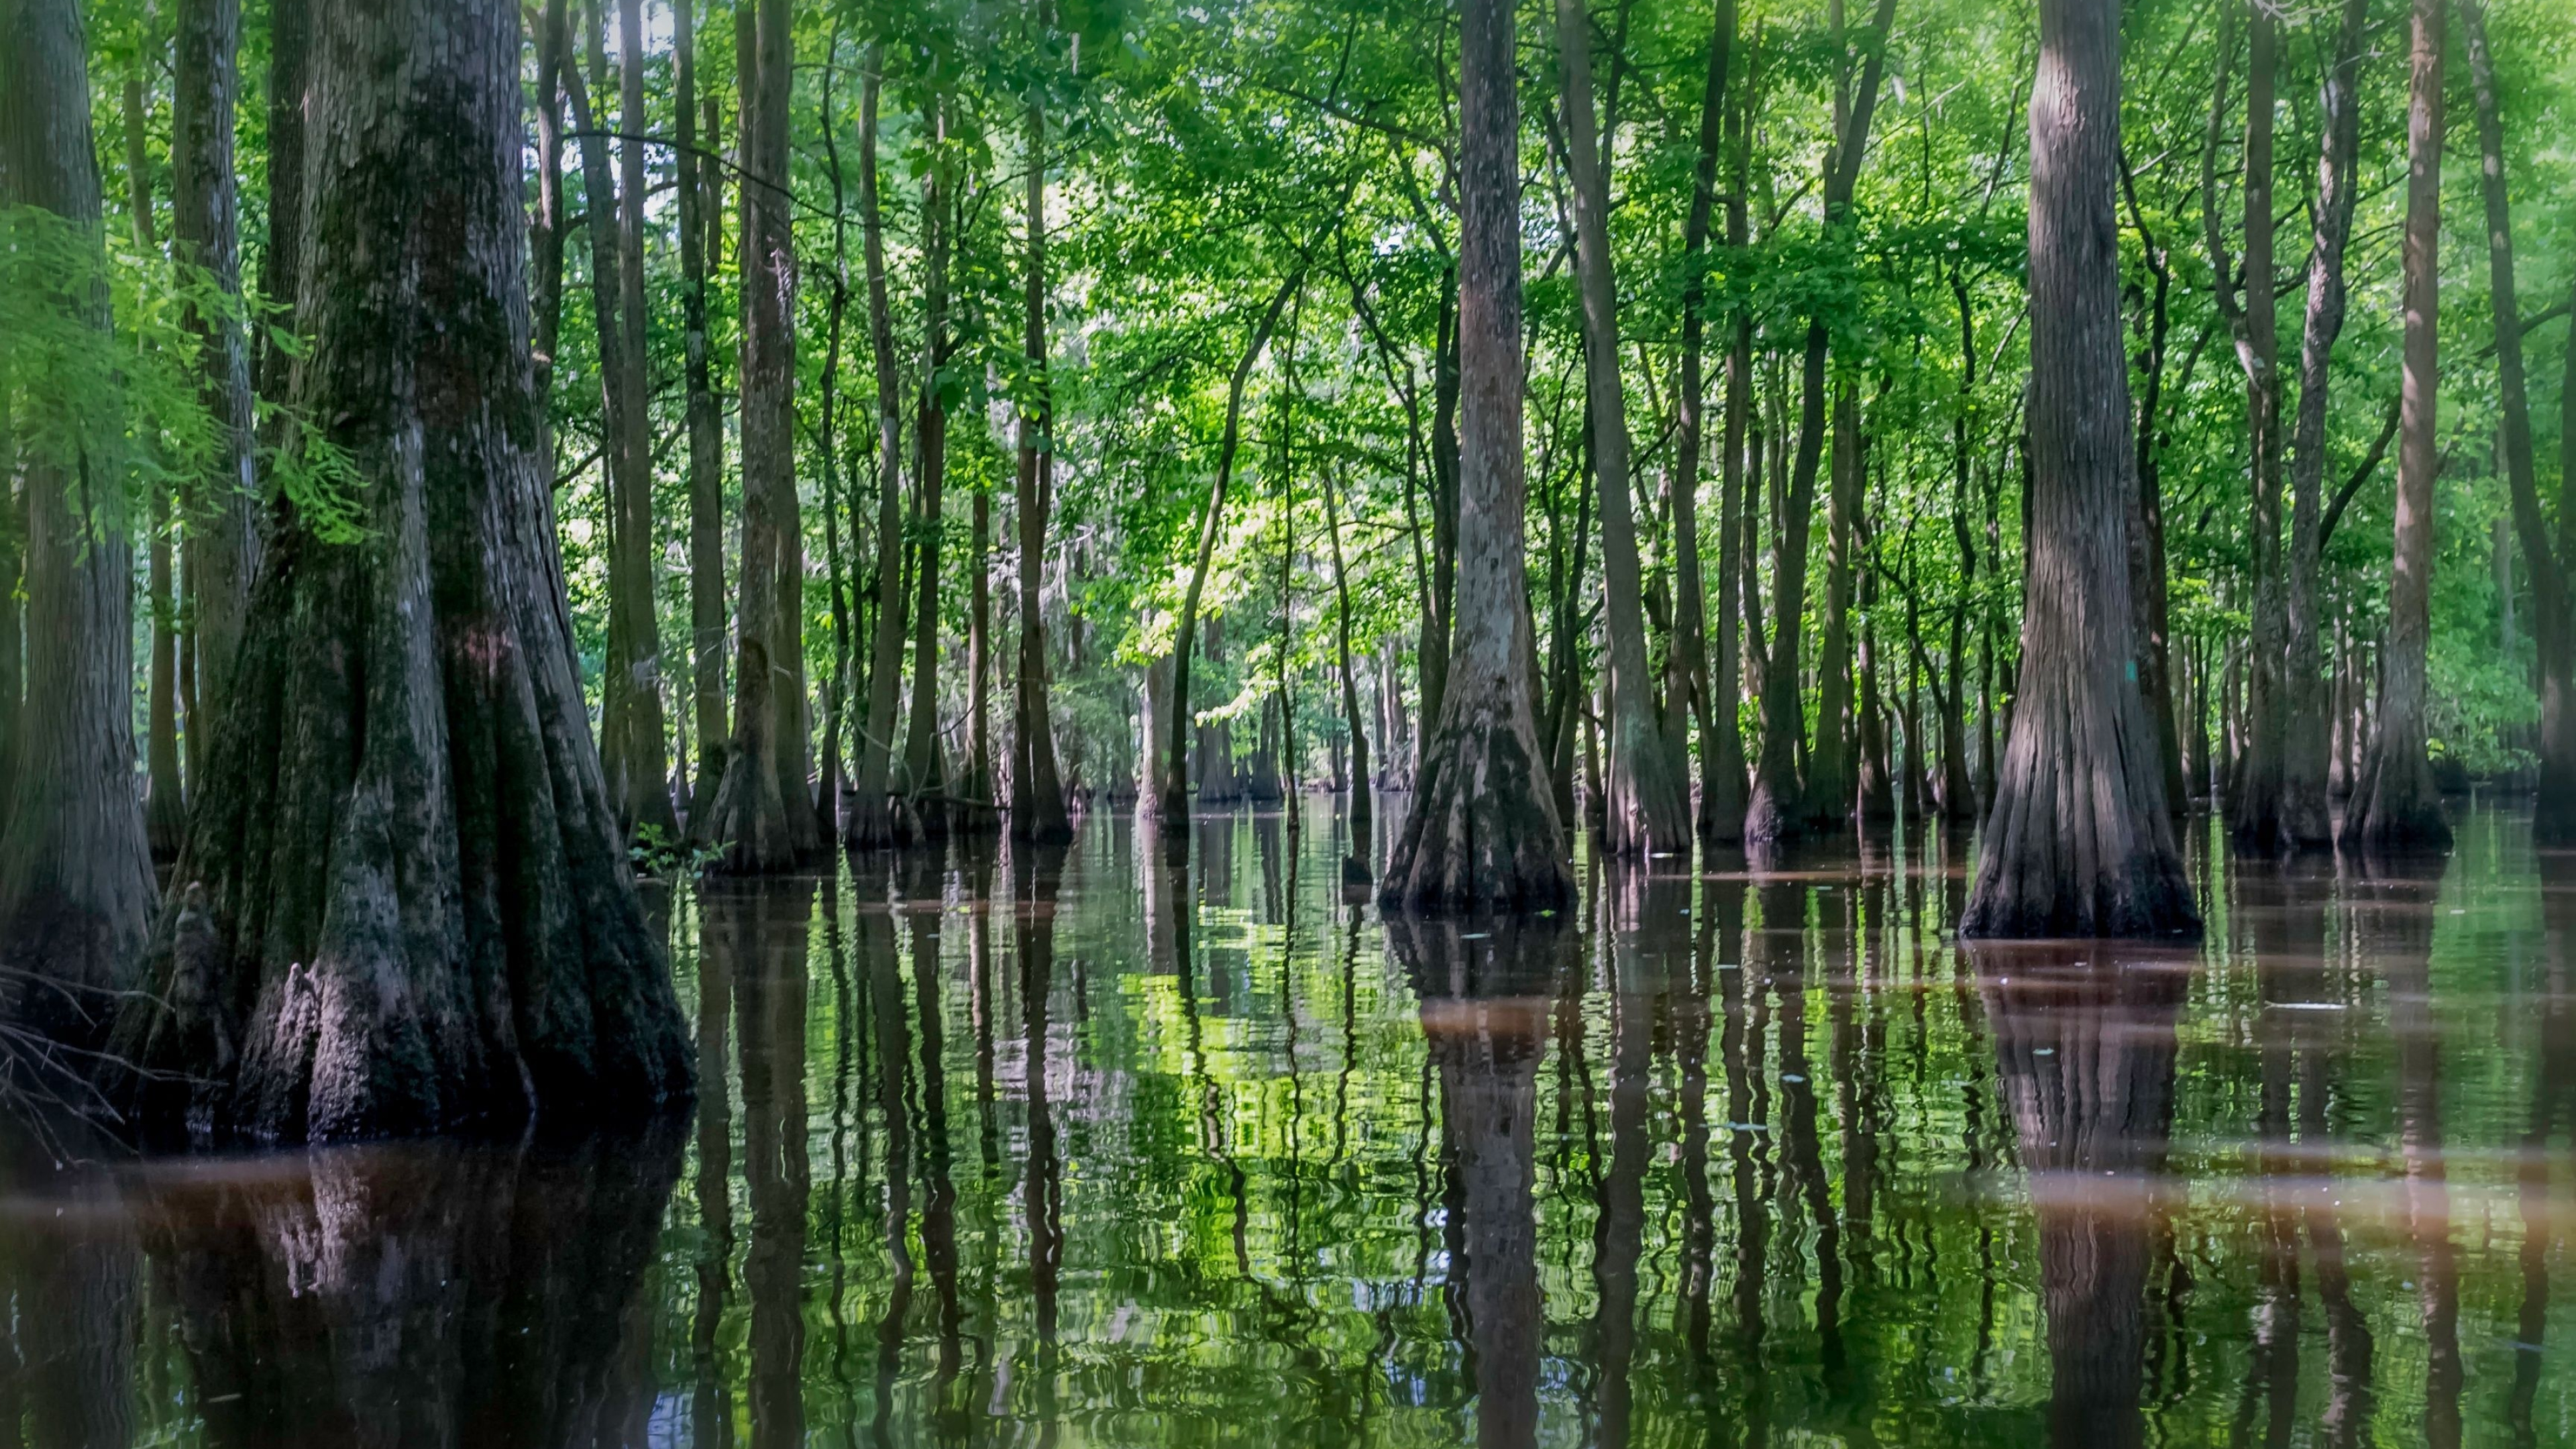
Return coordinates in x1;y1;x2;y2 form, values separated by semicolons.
6;801;2576;1446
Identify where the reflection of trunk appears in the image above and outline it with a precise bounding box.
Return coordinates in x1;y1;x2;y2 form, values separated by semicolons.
1381;0;1570;912
690;878;737;1446
1018;848;1068;1343
1979;949;2186;1449
2371;863;2461;1448
1961;0;2195;938
725;880;812;1449
108;0;694;1138
1592;873;1686;1446
136;1125;683;1447
2344;0;2450;852
5;1128;134;1449
0;0;155;1049
1389;918;1564;1449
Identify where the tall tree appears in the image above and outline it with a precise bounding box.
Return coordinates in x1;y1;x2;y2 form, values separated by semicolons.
904;99;955;833
1324;460;1370;877
0;0;156;1049
1011;50;1073;846
676;0;727;826
107;0;692;1138
2464;0;2576;842
2213;0;2294;849
1746;0;1896;842
2345;0;2451;852
1379;0;1571;910
2276;0;2372;847
706;0;815;869
1958;0;2196;938
847;47;912;849
174;0;259;746
1554;0;1688;857
125;70;186;861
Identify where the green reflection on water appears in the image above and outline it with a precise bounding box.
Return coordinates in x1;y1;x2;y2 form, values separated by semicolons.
11;802;2576;1448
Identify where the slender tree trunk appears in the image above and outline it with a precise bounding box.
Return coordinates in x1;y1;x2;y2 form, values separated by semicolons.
172;0;260;752
1679;0;1738;843
1011;82;1073;845
531;0;566;433
675;0;728;829
2218;0;2292;850
107;0;692;1139
1381;0;1572;911
124;74;188;861
1422;272;1460;741
1555;0;1687;859
814;34;856;838
2119;161;2186;816
0;0;155;1048
2345;0;2450;853
2464;0;2576;841
1326;463;1371;878
964;482;995;825
1161;273;1301;828
2278;0;2371;845
0;429;18;820
1750;0;1897;843
847;50;912;849
905;105;953;834
707;0;813;869
1809;376;1862;824
1960;0;2196;938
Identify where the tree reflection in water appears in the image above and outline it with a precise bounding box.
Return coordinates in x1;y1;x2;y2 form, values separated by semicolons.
15;807;2576;1445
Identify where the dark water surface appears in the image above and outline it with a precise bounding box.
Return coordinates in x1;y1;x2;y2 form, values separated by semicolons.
9;802;2576;1446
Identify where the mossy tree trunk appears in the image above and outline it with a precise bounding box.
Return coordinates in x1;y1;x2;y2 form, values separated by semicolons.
1960;0;2198;939
108;0;692;1142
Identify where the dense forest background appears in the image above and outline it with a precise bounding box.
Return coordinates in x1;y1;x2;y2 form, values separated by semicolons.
5;0;2575;873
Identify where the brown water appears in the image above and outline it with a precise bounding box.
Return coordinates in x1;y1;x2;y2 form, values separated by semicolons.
4;801;2574;1447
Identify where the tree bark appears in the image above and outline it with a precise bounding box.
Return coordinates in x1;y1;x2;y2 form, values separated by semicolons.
2464;0;2576;841
0;0;156;1049
2345;0;2451;853
2277;0;2371;846
2217;0;2293;850
173;0;260;744
1380;0;1572;912
847;50;913;849
1959;0;2196;938
1325;462;1371;878
1011;83;1073;846
530;0;566;433
706;0;814;869
675;0;727;828
107;0;693;1140
1555;0;1688;859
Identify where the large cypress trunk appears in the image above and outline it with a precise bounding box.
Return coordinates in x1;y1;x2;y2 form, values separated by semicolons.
1554;0;1688;859
2277;0;2372;847
1379;0;1570;912
0;0;156;1049
2344;0;2451;853
1959;0;2196;939
107;0;692;1142
2463;0;2576;843
706;0;815;869
173;0;260;736
1010;89;1073;847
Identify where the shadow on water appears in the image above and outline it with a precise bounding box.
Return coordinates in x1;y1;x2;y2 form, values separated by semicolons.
16;804;2576;1446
